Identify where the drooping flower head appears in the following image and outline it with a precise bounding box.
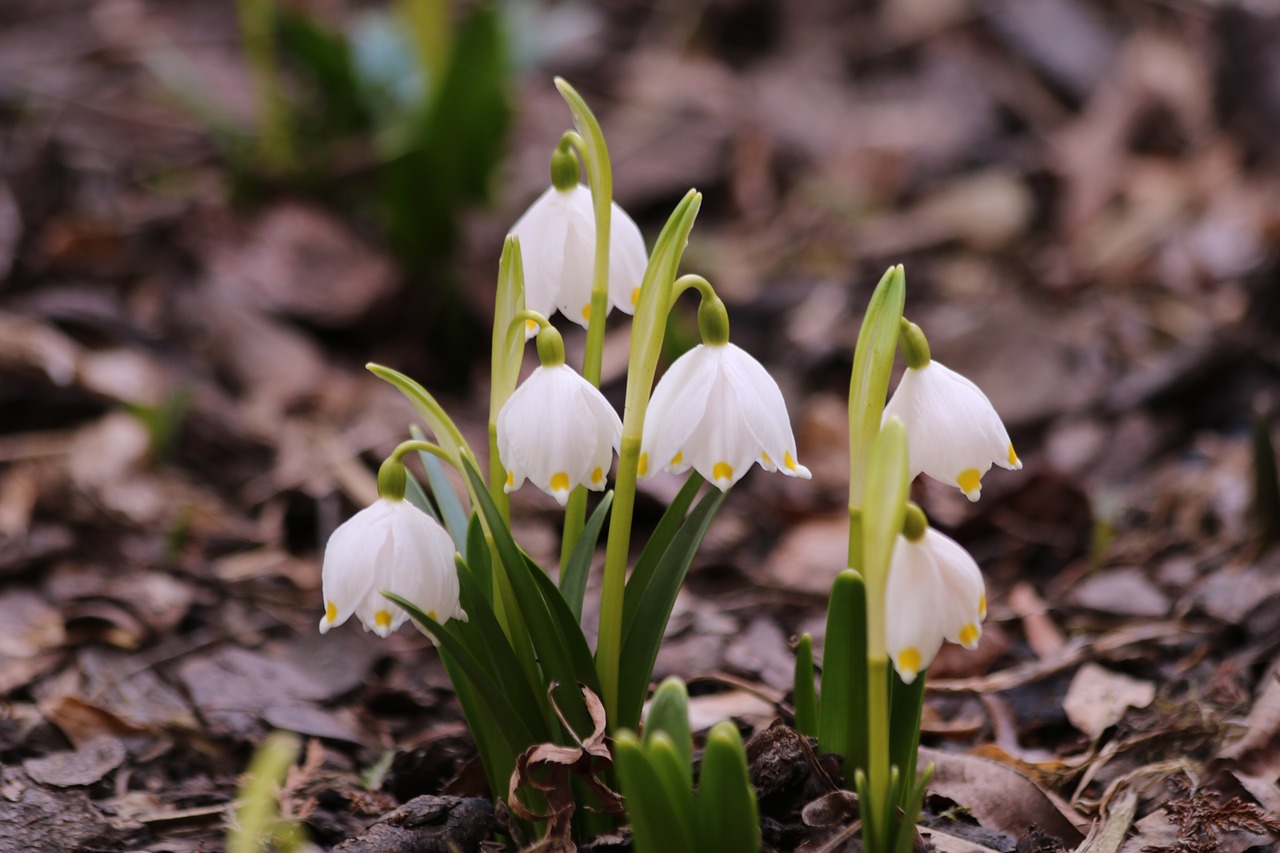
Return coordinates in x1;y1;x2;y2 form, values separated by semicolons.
510;145;647;330
884;508;985;684
883;319;1021;501
639;291;811;491
498;324;623;505
319;494;465;638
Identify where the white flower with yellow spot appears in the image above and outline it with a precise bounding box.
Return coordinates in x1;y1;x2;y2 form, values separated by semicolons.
498;363;623;505
884;527;986;684
319;498;465;638
883;360;1021;502
639;342;811;491
511;185;648;330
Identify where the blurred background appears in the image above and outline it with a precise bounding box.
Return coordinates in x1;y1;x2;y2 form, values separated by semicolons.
2;0;1279;849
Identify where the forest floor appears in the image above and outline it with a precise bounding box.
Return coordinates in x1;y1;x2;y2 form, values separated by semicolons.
3;1;1280;851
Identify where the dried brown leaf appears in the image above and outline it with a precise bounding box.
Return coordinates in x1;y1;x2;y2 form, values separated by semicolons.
1063;663;1156;739
920;747;1086;844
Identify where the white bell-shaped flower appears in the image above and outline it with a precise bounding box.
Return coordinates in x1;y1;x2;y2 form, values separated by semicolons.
319;498;465;638
498;363;623;505
883;360;1021;502
639;342;812;491
885;527;986;684
510;185;648;329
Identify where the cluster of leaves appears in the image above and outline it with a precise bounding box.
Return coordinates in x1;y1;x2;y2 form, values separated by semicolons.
614;678;760;853
227;0;510;273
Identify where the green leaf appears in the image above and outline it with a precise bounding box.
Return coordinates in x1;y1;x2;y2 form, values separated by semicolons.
524;553;603;697
817;570;868;777
560;492;613;621
697;722;760;853
792;634;818;737
892;762;934;853
644;733;698;845
465;513;493;605
463;458;593;736
402;469;442;523
617;485;727;731
889;667;926;812
614;733;696;853
848;265;905;519
643;678;691;778
412;425;469;557
451;555;548;728
621;472;704;637
863;421;909;586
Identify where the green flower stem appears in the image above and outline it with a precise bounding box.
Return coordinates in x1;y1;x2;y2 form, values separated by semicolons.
234;0;294;176
555;80;613;573
489;238;527;525
597;190;702;726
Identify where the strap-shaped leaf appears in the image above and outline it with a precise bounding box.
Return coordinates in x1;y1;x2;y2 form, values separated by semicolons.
403;469;442;522
792;634;818;738
643;678;692;779
644;733;697;844
889;667;927;811
560;492;614;621
412;424;470;557
451;555;549;732
621;473;703;637
465;513;493;605
817;570;868;776
617;485;726;731
462;458;593;736
525;554;603;696
697;722;760;853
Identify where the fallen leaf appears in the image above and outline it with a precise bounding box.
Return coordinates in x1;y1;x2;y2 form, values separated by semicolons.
920;746;1086;844
23;736;127;787
1072;568;1171;618
1063;663;1156;739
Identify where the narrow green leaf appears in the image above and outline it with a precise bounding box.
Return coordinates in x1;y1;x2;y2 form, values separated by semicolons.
697;722;760;853
615;733;695;853
463;458;592;735
848;265;905;519
402;468;442;522
412;424;469;557
645;733;698;846
622;472;704;636
561;491;614;620
792;634;818;737
863;422;909;582
465;513;492;604
524;553;603;696
889;667;926;812
892;762;934;853
617;486;727;731
643;678;691;778
817;570;868;777
451;555;548;728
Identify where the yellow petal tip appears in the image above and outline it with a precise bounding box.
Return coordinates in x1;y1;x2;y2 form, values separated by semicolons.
374;610;392;629
957;468;982;498
637;453;649;477
325;600;337;622
550;471;570;493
